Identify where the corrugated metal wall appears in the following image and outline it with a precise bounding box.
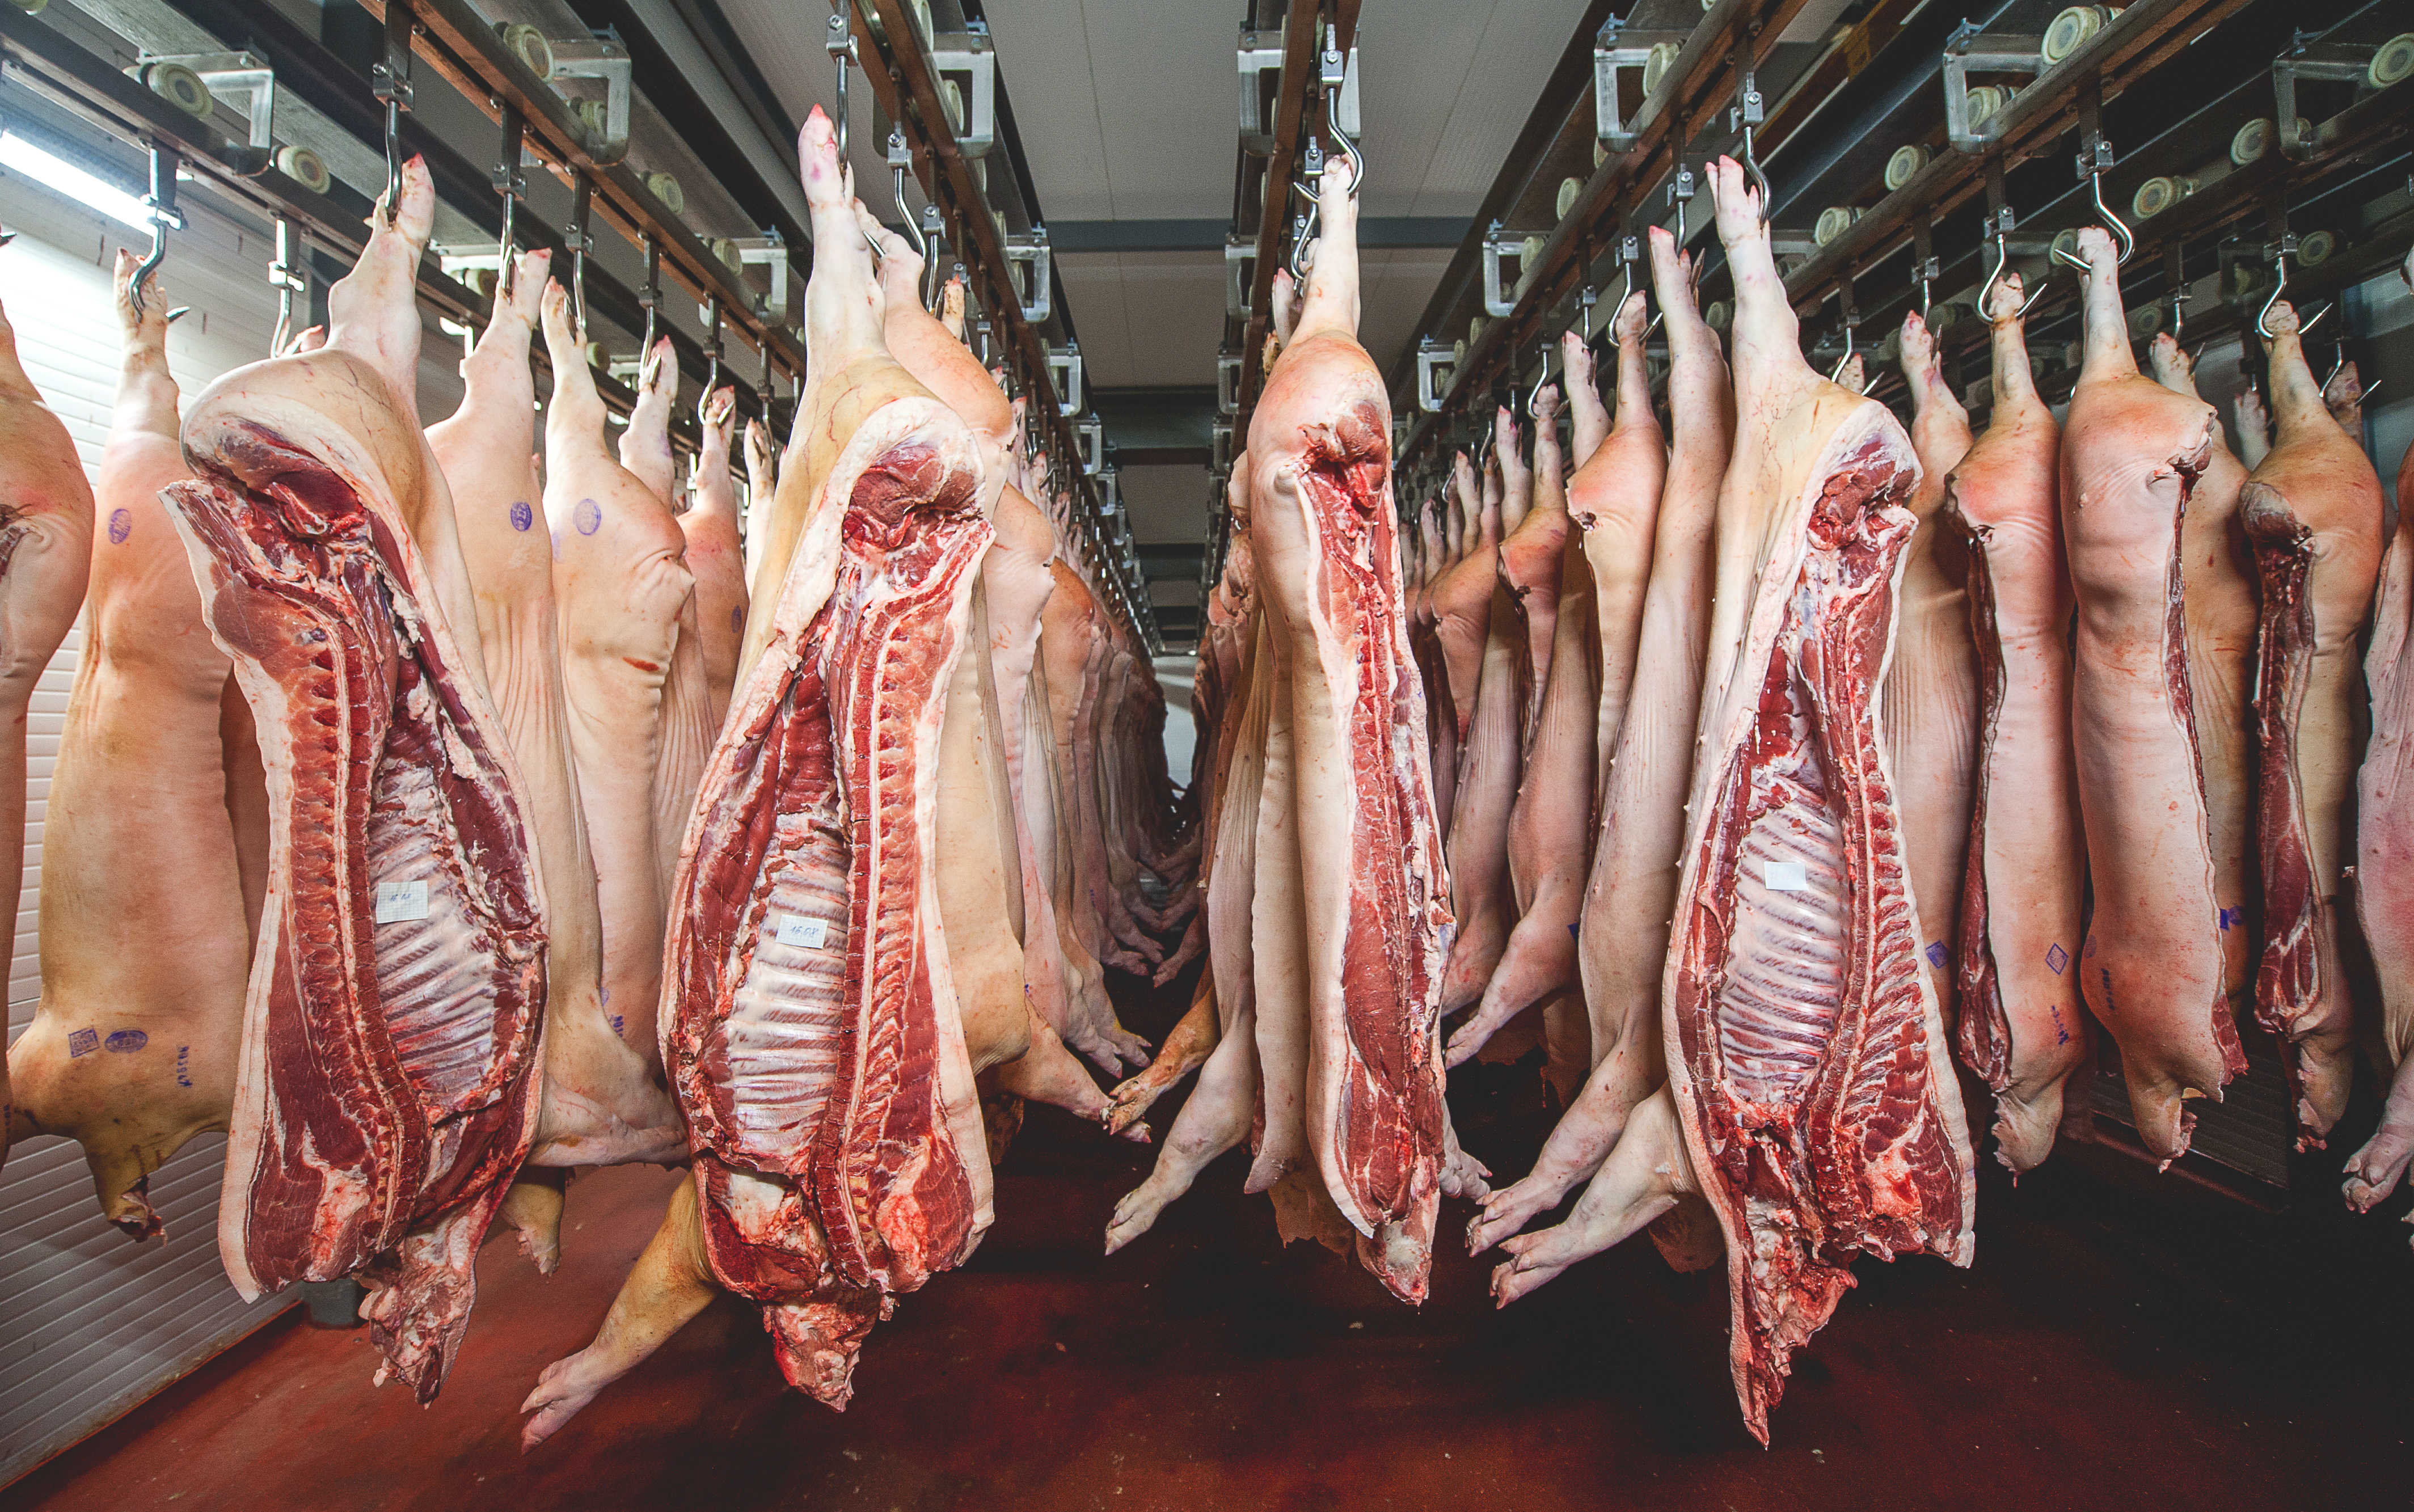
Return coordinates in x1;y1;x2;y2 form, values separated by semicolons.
0;154;466;1484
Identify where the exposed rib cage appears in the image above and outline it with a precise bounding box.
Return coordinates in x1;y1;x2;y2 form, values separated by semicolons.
1669;439;1974;1442
163;398;546;1404
664;400;991;1407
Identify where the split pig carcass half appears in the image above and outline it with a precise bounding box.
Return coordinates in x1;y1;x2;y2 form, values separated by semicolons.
663;399;995;1402
162;327;547;1397
1248;153;1453;1300
1663;160;1975;1442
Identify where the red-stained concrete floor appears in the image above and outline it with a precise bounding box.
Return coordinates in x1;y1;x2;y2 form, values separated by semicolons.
15;962;2414;1511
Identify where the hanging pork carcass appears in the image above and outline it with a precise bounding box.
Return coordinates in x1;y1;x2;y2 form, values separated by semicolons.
159;162;549;1400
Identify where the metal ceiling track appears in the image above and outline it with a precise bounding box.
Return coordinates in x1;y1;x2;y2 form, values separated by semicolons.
1392;0;2413;484
846;0;1159;652
1774;0;2255;320
1394;0;1816;477
1200;0;1359;591
0;0;764;442
1780;11;2413;391
357;0;811;389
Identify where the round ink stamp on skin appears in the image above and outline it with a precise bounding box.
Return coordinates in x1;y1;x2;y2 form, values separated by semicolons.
575;499;603;535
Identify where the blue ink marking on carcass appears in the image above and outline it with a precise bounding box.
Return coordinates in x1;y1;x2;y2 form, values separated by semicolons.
731;605;745;633
2050;1006;2071;1046
2046;943;2069;975
1925;941;1948;970
104;1029;148;1053
575;498;603;535
1568;922;1580;941
107;508;131;544
67;1027;98;1058
2218;906;2240;931
611;1015;625;1036
510;500;534;531
2097;966;2116;1012
2084;934;2098;959
176;1045;192;1087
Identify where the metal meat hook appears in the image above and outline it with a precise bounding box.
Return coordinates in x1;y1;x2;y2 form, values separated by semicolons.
2256;247;2291;339
1827;318;1856;385
1980;226;2049;322
888;127;927;265
1732;70;1770;225
1528;341;1551;416
129;144;180;317
1322;19;1362;202
699;297;723;428
826;8;856;159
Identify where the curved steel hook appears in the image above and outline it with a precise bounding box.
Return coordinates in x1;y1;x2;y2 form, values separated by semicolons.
2256;248;2289;339
1327;89;1364;201
2091;168;2134;266
1980;229;2049;321
129;146;178;317
1742;129;1772;225
1828;319;1857;385
1529;342;1551;416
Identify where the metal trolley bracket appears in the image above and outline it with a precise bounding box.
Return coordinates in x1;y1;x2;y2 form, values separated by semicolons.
1593;20;1690;153
1941;23;2043;154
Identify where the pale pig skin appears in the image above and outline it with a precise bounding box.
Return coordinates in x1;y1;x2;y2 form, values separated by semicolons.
1888;308;1978;1031
1944;271;2090;1172
3;255;170;1218
2062;230;2242;1164
2238;299;2381;1143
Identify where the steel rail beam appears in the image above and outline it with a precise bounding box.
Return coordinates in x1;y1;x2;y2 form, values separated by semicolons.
1231;0;1358;434
358;0;810;383
1778;0;2253;311
1395;0;1814;472
850;0;1154;648
158;0;750;430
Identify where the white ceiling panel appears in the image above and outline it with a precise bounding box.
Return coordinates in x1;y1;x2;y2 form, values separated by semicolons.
980;0;1119;219
1058;251;1227;388
1121;463;1215;543
1357;1;1591;218
985;0;1232;221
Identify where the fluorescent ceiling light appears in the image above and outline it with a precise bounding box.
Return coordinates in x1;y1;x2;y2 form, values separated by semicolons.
0;130;153;230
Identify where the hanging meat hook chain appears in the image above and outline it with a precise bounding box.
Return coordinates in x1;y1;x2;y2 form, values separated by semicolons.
826;5;856;159
1731;25;1769;224
639;235;660;358
1829;267;1858;385
268;215;306;353
1977;155;2050;322
888;126;929;269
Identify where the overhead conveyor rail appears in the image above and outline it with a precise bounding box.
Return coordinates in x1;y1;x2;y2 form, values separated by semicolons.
1202;0;1361;590
0;0;801;448
844;0;1159;652
1391;0;1817;480
1774;1;2414;390
1391;0;2414;488
357;0;811;405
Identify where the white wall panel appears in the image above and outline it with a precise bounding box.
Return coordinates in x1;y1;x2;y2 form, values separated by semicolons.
0;152;464;1487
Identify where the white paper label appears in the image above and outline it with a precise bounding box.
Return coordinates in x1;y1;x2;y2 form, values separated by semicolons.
375;880;430;923
775;914;828;950
1763;860;1809;892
